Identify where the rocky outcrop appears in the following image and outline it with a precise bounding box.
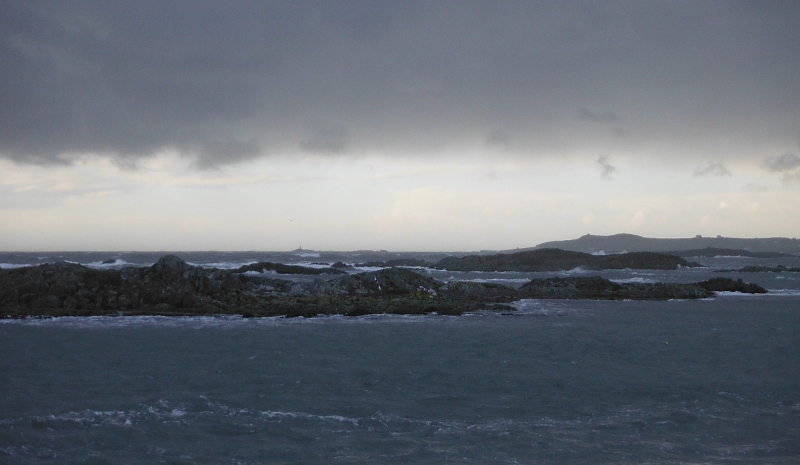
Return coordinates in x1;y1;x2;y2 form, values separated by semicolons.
234;261;346;275
519;276;714;300
695;277;767;293
715;265;800;273
0;256;767;319
434;249;700;272
354;258;434;268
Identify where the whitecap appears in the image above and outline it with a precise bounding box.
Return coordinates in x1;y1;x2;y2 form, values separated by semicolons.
762;289;800;296
610;277;657;284
462;278;532;284
260;410;360;425
186;260;255;269
294;252;321;258
0;263;31;269
85;258;133;269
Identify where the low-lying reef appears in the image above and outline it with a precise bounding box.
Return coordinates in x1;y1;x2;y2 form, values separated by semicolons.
519;276;765;300
715;265;800;273
668;247;796;258
353;258;434;268
329;249;703;271
0;255;765;318
433;249;701;272
233;261;346;275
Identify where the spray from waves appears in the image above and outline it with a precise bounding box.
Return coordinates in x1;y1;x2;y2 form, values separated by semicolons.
85;259;134;269
610;277;657;284
0;312;463;328
0;263;30;269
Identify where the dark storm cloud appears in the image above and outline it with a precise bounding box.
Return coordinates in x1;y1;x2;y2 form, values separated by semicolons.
300;124;349;154
578;108;620;124
1;0;799;165
596;155;616;179
485;129;510;148
693;162;732;177
763;153;800;172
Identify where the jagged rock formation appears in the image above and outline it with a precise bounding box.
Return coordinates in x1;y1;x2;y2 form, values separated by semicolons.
0;255;766;319
434;249;699;272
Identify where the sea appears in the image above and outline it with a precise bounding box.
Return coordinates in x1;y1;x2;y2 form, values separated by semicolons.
1;251;799;464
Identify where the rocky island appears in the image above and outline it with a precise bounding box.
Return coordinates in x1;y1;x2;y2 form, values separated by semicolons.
432;249;700;272
715;265;800;273
0;254;766;319
344;249;702;272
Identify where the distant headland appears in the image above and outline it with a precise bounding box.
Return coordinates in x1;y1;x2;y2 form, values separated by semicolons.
530;233;800;256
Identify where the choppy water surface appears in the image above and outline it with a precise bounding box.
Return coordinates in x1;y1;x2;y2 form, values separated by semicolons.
1;298;798;464
1;253;800;464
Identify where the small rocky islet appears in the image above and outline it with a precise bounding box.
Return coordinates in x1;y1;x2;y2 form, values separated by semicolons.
715;265;800;273
0;251;767;318
352;249;702;271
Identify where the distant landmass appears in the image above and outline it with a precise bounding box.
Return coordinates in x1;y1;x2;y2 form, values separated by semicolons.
532;234;800;255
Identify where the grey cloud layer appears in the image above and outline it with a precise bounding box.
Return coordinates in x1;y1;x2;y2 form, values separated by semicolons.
763;153;800;173
2;0;799;165
694;162;731;177
596;155;615;179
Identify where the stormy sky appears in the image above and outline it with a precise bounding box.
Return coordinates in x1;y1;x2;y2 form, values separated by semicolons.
1;1;799;251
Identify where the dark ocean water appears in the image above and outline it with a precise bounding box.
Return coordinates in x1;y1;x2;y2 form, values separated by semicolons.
1;254;799;464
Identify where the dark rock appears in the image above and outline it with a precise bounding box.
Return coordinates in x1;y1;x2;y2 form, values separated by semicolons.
435;249;699;272
0;256;767;319
234;262;346;275
519;276;713;300
695;277;767;294
715;265;800;273
355;258;434;268
151;254;191;276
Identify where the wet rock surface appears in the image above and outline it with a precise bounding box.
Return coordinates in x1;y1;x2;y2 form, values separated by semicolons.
0;255;766;318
